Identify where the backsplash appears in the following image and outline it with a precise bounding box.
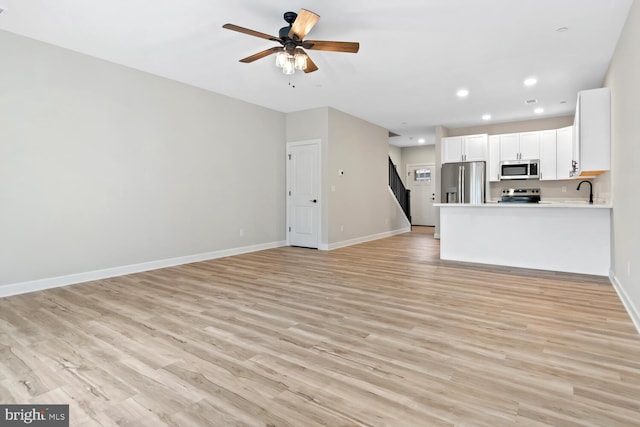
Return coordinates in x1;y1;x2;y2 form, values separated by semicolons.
489;175;610;203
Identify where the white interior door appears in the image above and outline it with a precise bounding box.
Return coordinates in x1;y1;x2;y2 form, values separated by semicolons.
407;164;436;226
287;141;320;248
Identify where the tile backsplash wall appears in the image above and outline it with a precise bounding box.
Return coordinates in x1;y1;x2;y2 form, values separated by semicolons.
489;174;610;203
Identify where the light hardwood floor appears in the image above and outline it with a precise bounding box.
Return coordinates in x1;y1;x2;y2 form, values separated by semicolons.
1;226;639;426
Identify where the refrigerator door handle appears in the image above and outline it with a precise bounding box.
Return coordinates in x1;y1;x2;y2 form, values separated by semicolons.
459;165;465;203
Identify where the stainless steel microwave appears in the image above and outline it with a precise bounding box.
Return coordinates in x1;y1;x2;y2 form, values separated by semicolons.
500;159;540;180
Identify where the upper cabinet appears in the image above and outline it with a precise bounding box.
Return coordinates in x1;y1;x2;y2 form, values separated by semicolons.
518;132;541;159
538;130;557;181
488;136;501;182
499;132;539;161
498;134;520;160
556;126;574;180
441;136;464;163
571;88;610;177
441;134;488;163
485;127;574;182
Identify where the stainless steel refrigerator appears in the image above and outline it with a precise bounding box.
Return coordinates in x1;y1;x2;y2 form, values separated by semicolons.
441;161;486;204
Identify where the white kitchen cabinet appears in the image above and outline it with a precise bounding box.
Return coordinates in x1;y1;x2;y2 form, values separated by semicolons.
441;134;487;163
556;126;573;179
519;132;541;159
499;134;520;160
539;130;557;181
488;135;501;182
441;136;463;163
464;134;489;161
572;88;610;177
500;132;539;160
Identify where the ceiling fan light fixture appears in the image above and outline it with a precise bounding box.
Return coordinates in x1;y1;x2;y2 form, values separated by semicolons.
275;49;287;68
294;49;307;71
282;55;296;75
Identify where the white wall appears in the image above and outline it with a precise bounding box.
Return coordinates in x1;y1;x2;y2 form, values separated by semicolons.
604;0;640;330
0;31;286;289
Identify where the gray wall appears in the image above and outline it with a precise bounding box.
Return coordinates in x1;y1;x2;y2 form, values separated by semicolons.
286;108;330;246
287;107;409;248
399;145;437;187
604;0;640;326
447;116;574;137
388;144;402;170
328;108;408;244
0;31;286;287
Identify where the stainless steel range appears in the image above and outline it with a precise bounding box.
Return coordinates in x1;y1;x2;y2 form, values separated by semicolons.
500;188;541;203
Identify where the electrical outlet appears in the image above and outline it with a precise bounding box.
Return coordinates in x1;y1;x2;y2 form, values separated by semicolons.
331;185;336;192
628;261;631;277
239;228;244;237
385;218;389;225
561;186;567;193
340;225;344;232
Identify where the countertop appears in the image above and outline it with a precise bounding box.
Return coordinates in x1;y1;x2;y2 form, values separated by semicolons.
434;201;612;209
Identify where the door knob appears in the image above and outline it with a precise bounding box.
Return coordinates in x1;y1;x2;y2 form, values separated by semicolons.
310;199;317;203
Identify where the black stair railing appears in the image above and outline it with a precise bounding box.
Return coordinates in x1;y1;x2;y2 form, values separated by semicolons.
388;157;411;223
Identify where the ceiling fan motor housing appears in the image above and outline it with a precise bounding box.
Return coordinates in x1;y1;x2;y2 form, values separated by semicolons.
279;11;299;54
283;11;298;24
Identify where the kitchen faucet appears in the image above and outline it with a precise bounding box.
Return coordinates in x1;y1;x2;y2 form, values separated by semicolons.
576;180;593;204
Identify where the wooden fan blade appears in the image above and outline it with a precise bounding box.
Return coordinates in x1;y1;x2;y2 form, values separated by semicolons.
288;9;320;40
303;40;360;53
239;47;281;63
223;23;281;43
303;54;318;73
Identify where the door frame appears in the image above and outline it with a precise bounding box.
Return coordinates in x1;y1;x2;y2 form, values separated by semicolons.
406;162;437;226
286;139;322;248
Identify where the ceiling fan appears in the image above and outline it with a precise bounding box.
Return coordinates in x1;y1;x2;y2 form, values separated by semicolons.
222;9;359;74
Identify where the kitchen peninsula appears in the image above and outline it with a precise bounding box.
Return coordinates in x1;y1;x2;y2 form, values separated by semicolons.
435;202;611;276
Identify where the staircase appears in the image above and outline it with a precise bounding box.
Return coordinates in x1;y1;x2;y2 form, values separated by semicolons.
388;157;411;223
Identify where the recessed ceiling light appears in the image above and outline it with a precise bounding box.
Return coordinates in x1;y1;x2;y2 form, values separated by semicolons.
556;27;569;32
524;78;537;87
534;107;544;114
482;114;491;121
418;138;425;144
457;89;469;98
0;8;5;14
525;99;538;105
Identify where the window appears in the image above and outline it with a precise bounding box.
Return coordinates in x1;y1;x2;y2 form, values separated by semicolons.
415;169;431;182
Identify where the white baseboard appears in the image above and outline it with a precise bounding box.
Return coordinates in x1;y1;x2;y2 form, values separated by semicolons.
322;227;410;251
609;269;640;336
0;240;287;299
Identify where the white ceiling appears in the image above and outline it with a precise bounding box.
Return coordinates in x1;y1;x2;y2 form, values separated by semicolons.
0;0;632;147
